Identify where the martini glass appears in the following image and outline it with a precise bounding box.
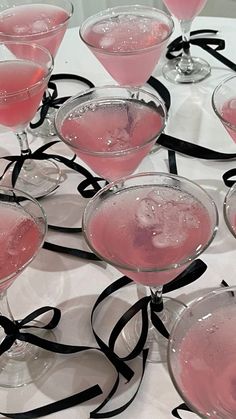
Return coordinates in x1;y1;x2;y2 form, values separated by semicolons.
212;75;236;144
224;183;236;238
0;40;60;198
0;0;74;138
54;85;166;182
79;5;174;87
82;172;218;362
162;0;211;83
168;286;236;418
0;185;50;387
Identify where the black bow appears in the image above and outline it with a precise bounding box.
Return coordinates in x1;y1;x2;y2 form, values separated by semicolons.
30;74;95;129
0;140;103;198
166;29;236;72
0;306;61;355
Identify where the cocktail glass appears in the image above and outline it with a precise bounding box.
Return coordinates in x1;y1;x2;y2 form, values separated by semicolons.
82;172;218;362
79;5;174;87
162;0;211;83
212;75;236;144
0;185;50;387
0;40;58;198
54;85;166;182
168;286;236;418
0;0;74;138
224;183;236;239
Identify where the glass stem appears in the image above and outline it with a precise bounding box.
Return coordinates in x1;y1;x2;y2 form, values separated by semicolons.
16;131;33;171
177;19;194;75
150;286;164;313
0;290;14;321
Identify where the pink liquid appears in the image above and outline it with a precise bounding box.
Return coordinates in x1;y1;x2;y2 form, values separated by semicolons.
178;305;236;417
61;99;164;181
83;15;171;86
221;99;236;144
0;203;43;292
163;0;207;21
0;60;47;129
0;4;70;57
87;186;212;286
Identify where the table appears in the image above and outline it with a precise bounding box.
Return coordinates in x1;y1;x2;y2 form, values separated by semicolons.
0;15;236;419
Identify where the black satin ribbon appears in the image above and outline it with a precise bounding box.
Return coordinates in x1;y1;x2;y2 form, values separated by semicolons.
223;167;236;187
43;223;100;261
166;29;236;72
158;133;236;161
30;73;95;129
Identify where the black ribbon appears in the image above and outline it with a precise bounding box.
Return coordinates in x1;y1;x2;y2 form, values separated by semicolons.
223;167;236;187
158;133;236;161
166;29;236;72
0;140;103;198
30;74;95;129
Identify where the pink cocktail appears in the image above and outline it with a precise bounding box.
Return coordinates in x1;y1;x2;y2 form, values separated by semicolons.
55;86;166;182
162;0;210;83
168;286;236;418
0;0;73;138
79;5;174;87
83;172;218;362
0;41;60;198
162;0;207;21
0;59;48;130
0;185;48;388
0;1;73;59
212;75;236;145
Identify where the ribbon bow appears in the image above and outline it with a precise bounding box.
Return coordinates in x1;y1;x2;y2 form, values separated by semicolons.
0;140;104;198
0;306;61;356
166;29;236;72
30;74;95;129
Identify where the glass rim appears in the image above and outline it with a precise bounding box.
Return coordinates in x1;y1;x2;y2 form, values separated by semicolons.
223;182;236;239
79;5;174;56
167;285;236;419
212;74;236;132
0;40;54;98
54;84;167;156
0;1;74;39
82;171;219;273
0;185;47;286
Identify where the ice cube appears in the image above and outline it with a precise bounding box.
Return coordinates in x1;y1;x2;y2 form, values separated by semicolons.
135;198;160;228
99;35;115;49
152;229;187;248
31;19;49;34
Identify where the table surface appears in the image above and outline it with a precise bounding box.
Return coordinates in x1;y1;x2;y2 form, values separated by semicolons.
0;15;236;419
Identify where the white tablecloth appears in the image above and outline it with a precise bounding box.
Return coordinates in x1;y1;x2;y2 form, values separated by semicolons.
0;15;236;419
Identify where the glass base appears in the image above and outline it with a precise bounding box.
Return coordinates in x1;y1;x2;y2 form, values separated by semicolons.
29;108;57;138
1;159;61;199
162;56;211;84
0;322;56;387
122;296;186;363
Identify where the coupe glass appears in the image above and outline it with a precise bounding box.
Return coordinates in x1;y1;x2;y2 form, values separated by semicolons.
0;40;59;199
54;85;166;182
0;0;74;138
162;0;211;83
0;185;50;387
212;75;236;144
168;286;236;418
79;5;174;87
83;172;218;362
224;183;236;238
